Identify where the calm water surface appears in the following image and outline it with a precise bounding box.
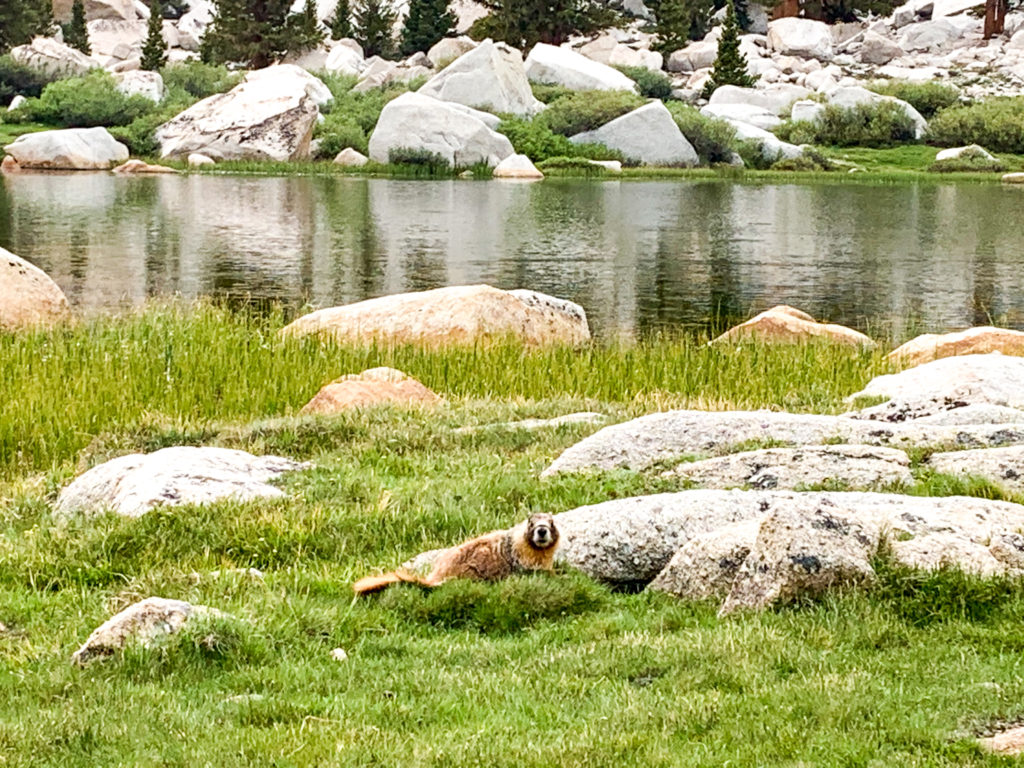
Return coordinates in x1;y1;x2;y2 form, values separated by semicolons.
2;174;1022;337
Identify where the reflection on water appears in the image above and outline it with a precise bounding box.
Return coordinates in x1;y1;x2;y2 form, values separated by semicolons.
2;173;1023;337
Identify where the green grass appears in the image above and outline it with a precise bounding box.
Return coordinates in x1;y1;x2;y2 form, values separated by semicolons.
3;303;1024;766
0;120;49;149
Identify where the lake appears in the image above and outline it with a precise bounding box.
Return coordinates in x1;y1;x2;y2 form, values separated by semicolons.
2;173;1022;338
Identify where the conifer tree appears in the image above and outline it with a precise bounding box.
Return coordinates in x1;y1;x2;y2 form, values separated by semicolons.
141;0;168;71
295;0;321;43
201;0;324;68
648;0;712;53
0;0;53;53
473;0;619;49
399;0;456;56
705;0;754;94
65;0;91;55
352;0;397;58
328;0;353;39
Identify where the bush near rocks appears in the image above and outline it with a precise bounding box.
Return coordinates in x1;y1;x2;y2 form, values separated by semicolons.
615;65;672;100
928;147;1005;173
538;89;646;137
497;117;623;163
314;77;410;158
777;101;918;148
471;0;620;49
868;80;960;121
161;61;242;100
15;70;155;129
927;97;1024;154
0;55;52;104
666;102;739;164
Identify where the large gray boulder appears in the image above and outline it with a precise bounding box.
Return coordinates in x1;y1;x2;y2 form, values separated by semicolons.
114;70;164;102
767;18;834;60
666;40;719;72
86;18;146;61
898;18;963;51
71;597;219;664
3;127;129;170
714;118;804;162
555;489;1024;593
667;444;913;490
928;446;1024;494
368;92;514;168
719;498;881;614
156;65;326;161
859;30;905;65
10;37;96;79
700;103;781;131
427;36;478;68
0;247;71;331
569;101;698;167
542;408;1024;476
826;86;927;140
847;354;1024;416
55;446;309;519
524;42;638;92
707;84;811;117
53;0;138;21
418;39;543;117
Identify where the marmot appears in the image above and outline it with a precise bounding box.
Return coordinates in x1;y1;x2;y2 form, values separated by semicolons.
352;513;559;595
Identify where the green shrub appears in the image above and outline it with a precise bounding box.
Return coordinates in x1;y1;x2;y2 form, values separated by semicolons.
927;97;1024;154
497;116;623;162
770;148;834;172
867;80;960;120
388;146;450;170
161;61;241;99
530;83;574;104
776;101;917;148
536;155;610;175
538;89;646;136
314;115;369;157
18;70;155;128
109;111;169;155
0;55;52;104
615;65;672;100
927;146;1005;173
666;103;738;164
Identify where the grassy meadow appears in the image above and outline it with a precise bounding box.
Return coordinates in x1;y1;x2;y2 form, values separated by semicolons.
4;303;1024;766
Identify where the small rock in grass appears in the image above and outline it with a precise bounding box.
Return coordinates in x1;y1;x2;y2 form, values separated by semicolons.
712;305;875;348
331;648;349;662
333;147;368;166
301;367;440;414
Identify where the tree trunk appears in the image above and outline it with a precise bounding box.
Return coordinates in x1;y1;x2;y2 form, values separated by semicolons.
984;0;1006;38
772;0;800;18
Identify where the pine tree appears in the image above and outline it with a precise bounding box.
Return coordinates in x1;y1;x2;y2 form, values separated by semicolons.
352;0;397;58
201;0;324;68
0;0;53;53
328;0;353;38
705;0;754;94
399;0;456;56
328;0;353;39
295;0;321;43
64;0;91;55
141;0;167;71
472;0;620;49
651;0;692;56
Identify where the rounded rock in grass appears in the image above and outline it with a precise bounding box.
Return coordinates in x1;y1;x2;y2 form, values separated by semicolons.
301;367;441;414
55;446;310;519
0;247;72;331
71;596;218;665
711;305;876;348
887;326;1024;367
281;284;589;347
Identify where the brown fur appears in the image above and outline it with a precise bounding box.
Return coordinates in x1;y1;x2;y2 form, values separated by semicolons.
352;513;559;595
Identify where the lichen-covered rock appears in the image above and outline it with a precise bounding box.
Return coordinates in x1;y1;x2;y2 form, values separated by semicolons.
554;489;1024;588
0;247;71;331
4;127;129;170
927;445;1024;493
55;446;309;519
367;92;514;168
848;401;1024;425
282;285;589;347
888;327;1024;367
427;36;477;68
569;101;697;167
417;39;543;117
156;65;325;161
10;37;96;79
647;521;758;600
300;367;440;414
890;533;1008;577
711;305;876;348
71;597;215;664
719;498;881;614
543;408;1024;476
847;354;1024;414
667;445;913;490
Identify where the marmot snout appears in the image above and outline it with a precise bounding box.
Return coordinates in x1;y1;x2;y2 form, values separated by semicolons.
353;513;560;595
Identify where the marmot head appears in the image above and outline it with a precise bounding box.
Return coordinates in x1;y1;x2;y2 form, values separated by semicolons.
526;513;558;550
